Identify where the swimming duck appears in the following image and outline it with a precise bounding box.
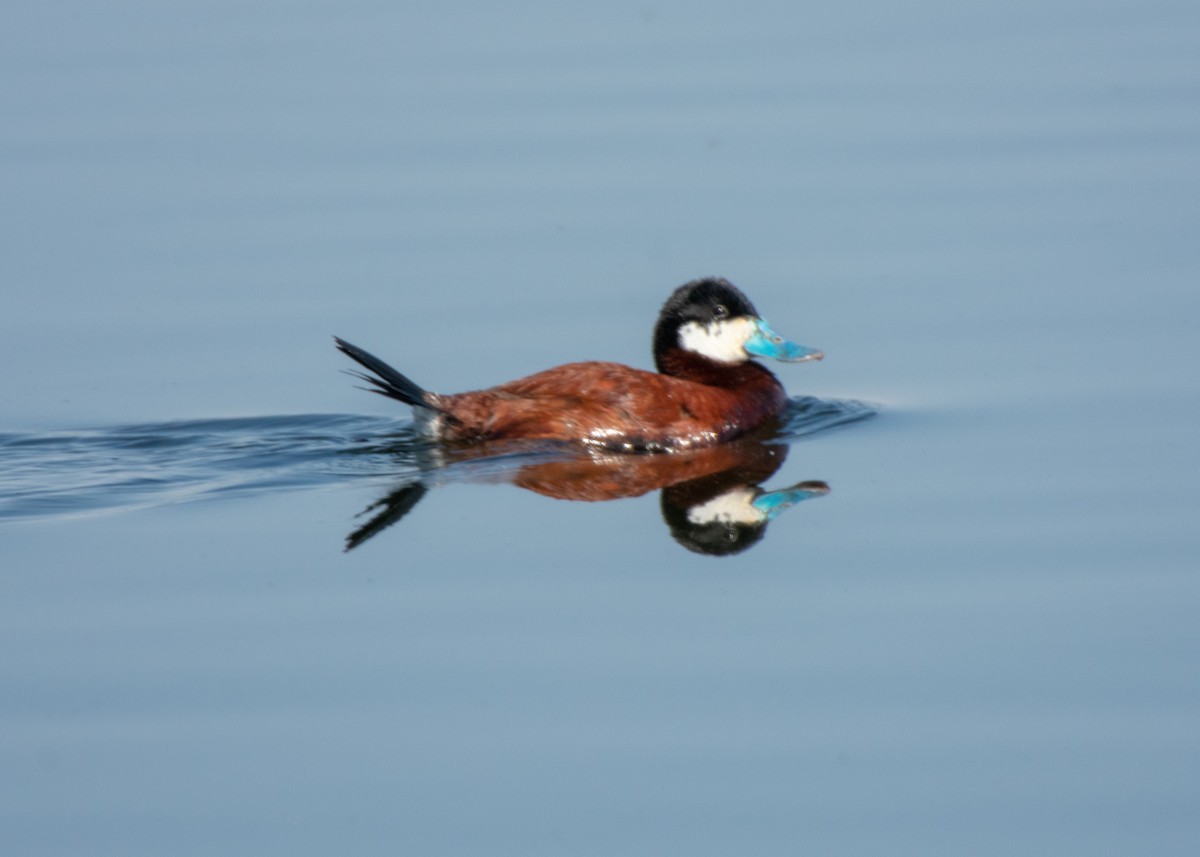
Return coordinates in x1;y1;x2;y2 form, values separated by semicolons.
335;276;822;452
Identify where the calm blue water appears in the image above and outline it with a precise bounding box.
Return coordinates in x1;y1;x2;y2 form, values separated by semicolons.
3;1;1199;855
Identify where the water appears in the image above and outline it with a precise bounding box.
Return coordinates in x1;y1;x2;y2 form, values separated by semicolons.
0;398;871;550
3;1;1199;855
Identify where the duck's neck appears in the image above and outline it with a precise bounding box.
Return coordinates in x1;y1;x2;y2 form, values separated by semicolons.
655;348;780;389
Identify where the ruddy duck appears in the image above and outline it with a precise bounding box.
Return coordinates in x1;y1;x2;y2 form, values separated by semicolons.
335;277;822;452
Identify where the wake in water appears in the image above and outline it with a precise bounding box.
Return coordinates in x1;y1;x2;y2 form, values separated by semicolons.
0;398;875;523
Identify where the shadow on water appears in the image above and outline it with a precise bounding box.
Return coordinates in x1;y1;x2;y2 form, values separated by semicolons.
0;398;875;554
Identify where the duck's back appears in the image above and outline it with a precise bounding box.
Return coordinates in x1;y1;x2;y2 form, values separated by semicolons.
431;361;789;450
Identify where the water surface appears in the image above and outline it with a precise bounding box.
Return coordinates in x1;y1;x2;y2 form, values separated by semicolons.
2;1;1198;855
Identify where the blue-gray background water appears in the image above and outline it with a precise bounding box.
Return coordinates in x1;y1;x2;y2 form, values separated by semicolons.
3;2;1198;855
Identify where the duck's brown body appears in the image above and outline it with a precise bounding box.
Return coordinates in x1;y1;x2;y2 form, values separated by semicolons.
425;354;790;451
336;277;820;454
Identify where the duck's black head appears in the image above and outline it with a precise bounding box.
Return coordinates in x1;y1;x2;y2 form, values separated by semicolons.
652;277;822;373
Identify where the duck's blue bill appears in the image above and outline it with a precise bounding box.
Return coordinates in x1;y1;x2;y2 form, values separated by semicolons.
751;482;830;520
744;319;824;362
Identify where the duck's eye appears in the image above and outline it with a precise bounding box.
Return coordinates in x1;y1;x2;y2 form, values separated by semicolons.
712;304;729;319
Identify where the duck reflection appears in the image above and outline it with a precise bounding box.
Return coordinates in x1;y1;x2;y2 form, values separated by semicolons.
345;437;828;556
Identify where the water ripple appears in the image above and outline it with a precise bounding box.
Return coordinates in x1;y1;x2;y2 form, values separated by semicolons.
0;399;874;522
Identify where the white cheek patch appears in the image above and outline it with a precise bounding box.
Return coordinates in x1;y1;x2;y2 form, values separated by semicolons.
677;317;755;364
686;486;765;526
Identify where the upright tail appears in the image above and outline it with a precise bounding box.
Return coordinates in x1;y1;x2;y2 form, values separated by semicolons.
334;336;432;409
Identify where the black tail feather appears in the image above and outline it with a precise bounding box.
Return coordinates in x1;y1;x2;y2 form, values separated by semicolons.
334;337;431;408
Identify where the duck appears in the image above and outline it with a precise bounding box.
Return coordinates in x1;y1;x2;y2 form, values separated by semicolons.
335;276;822;453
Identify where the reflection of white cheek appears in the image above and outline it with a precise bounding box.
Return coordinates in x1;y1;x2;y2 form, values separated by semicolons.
677;318;753;363
686;487;765;525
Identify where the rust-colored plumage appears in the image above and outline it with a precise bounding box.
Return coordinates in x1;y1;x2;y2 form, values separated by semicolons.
336;277;821;453
425;359;789;451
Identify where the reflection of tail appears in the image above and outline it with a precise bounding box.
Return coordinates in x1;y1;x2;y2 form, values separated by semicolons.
345;482;428;551
335;337;431;409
